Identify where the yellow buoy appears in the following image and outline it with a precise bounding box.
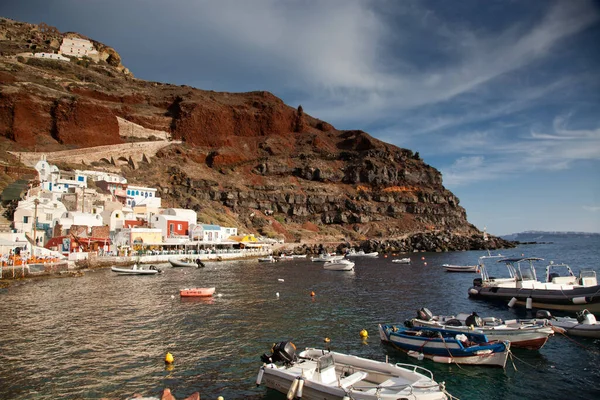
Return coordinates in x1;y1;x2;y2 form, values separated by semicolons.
217;397;224;400
165;352;174;364
324;337;331;343
359;329;368;339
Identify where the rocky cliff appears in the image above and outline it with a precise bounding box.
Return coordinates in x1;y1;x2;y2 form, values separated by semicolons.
0;17;514;249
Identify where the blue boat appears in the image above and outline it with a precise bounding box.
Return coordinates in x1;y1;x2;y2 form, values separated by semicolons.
378;324;510;367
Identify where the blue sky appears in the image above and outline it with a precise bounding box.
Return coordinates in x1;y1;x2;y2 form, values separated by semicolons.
2;0;599;235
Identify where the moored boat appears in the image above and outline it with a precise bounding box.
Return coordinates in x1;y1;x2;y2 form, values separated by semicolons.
111;264;162;275
392;258;411;264
468;257;600;313
323;259;355;271
311;253;345;262
346;249;379;258
407;307;554;350
179;287;215;297
531;309;600;339
442;264;478;272
258;255;277;263
169;257;205;268
257;341;451;399
379;324;510;367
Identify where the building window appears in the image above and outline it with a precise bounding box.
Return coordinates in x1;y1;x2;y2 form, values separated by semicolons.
177;224;182;230
23;216;29;223
136;190;139;195
78;176;84;182
46;213;52;221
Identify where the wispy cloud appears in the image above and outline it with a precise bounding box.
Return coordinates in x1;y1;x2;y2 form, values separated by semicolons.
583;206;600;212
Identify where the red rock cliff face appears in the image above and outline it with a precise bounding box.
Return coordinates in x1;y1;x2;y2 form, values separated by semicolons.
53;98;122;146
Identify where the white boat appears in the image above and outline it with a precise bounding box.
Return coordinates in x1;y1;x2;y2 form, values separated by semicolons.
407;308;554;350
532;309;600;339
257;342;451;400
278;254;294;260
311;254;345;262
346;249;379;258
292;254;308;259
442;264;478;272
111;264;162;275
258;255;277;263
323;259;355;271
469;257;600;313
169;257;205;268
392;258;411;264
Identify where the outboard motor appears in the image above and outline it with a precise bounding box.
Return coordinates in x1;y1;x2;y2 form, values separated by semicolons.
465;312;483;327
577;310;597;324
260;341;297;365
472;278;483;287
535;310;552;319
417;308;433;321
195;259;205;268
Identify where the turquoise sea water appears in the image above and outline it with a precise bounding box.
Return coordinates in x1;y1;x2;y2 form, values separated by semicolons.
0;233;598;400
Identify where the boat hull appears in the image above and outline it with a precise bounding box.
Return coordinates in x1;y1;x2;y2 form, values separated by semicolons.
410;319;552;350
180;287;215;297
111;266;159;275
550;319;600;338
443;264;478;272
378;324;509;367
169;258;204;268
468;285;600;313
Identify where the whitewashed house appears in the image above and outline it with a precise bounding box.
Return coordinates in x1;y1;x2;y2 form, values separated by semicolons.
60;37;98;58
13;196;67;244
163;208;198;227
150;214;189;241
54;211;103;232
126;185;161;208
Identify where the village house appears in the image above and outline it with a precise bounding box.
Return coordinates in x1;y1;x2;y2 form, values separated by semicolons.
13;196;67;245
150;214;189;241
126;185;161;208
54;211;103;233
59;37;98;58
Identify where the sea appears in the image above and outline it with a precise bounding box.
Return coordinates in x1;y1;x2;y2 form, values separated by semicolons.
0;232;599;400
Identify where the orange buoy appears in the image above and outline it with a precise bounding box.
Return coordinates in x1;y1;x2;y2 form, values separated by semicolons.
310;291;315;297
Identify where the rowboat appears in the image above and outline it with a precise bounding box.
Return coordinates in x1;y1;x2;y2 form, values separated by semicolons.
311;254;345;262
179;287;215;297
169;257;205;268
346;249;379;258
392;258;411;264
407;307;554;350
258;255;277;263
379;324;510;367
442;264;478;272
256;341;451;399
111;264;162;275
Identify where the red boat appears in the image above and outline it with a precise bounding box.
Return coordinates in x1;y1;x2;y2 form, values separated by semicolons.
179;287;216;297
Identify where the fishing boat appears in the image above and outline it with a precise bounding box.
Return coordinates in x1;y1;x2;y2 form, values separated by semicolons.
292;254;307;259
179;287;215;297
323;259;355;271
346;249;379;258
258;255;277;263
442;264;478;272
169;257;205;268
256;341;451;399
392;258;411;264
468;257;600;313
378;324;510;367
111;264;162;275
278;254;294;260
531;310;600;339
407;308;554;350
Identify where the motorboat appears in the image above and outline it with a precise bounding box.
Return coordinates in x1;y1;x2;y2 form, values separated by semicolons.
379;324;510;367
531;309;600;339
392;258;411;264
323;259;355;271
111;264;162;275
169;257;205;268
258;255;277;263
179;287;215;297
292;254;307;259
346;249;379;258
442;264;478;273
311;253;345;262
406;307;554;350
256;341;451;399
468;257;600;313
278;254;294;260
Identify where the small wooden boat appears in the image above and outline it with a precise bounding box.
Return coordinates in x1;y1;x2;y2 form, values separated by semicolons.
379;324;510;367
258;255;277;263
392;258;411;264
257;341;451;399
169;257;205;268
291;254;307;259
179;287;215;297
111;264;162;275
443;264;478;272
407;308;554;350
323;259;355;271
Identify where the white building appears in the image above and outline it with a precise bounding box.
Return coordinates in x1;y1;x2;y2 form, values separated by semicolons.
190;224;238;243
126;185;161;208
33;52;70;61
54;211;103;233
34;156;59;184
150;214;190;241
60;37;98;58
101;207;135;232
163;208;198;227
13;196;67;244
33;156;87;193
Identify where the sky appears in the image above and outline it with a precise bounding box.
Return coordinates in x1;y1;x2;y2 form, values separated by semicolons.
1;0;599;235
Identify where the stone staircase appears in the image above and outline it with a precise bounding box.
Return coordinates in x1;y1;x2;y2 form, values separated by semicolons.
0;205;13;232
